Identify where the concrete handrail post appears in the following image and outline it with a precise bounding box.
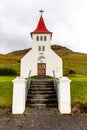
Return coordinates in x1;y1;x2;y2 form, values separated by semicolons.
58;77;71;114
12;77;27;114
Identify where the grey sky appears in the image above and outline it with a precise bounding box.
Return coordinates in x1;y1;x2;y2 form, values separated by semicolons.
0;0;87;54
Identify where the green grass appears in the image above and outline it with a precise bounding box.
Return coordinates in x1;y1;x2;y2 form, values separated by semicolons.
0;64;20;75
0;45;87;76
70;75;87;103
63;53;87;75
0;76;15;107
0;45;87;107
0;75;87;107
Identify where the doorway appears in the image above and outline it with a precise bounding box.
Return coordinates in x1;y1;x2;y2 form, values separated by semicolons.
37;63;46;76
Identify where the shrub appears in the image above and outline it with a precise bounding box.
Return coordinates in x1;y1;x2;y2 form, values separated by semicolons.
0;67;17;76
68;69;76;75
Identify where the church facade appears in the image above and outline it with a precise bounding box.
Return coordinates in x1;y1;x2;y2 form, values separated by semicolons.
12;12;71;114
21;14;63;78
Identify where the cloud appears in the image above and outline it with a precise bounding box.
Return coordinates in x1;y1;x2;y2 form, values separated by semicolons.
0;0;87;54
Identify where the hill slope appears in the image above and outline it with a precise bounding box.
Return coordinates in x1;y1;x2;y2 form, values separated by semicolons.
0;45;87;75
51;45;87;75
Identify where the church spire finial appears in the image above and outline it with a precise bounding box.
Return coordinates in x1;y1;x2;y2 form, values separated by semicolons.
39;9;44;16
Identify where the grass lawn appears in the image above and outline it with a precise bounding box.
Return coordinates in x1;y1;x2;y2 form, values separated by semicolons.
0;64;20;75
0;76;15;107
0;75;87;107
70;75;87;103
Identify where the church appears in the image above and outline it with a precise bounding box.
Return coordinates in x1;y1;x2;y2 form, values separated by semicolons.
12;11;71;114
20;11;63;78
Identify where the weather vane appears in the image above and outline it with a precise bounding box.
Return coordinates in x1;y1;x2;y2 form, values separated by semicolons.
39;9;44;15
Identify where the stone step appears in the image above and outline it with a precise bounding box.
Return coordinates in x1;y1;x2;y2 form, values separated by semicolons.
27;98;57;104
31;76;53;80
29;87;54;91
26;76;57;109
28;90;56;94
26;103;58;108
30;84;54;87
27;94;57;99
31;81;53;85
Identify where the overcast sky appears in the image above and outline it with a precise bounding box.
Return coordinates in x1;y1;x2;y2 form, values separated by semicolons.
0;0;87;54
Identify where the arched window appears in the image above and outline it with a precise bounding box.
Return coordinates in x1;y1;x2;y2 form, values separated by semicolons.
42;46;45;51
36;36;39;41
40;36;43;41
44;36;46;41
38;46;41;51
38;56;46;62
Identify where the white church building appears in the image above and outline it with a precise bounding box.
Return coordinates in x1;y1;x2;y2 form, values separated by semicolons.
20;13;63;78
12;11;71;114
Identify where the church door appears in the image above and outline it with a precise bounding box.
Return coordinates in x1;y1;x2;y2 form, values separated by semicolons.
38;63;46;76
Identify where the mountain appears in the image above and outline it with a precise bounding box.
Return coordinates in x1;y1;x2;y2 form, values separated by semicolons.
0;45;87;75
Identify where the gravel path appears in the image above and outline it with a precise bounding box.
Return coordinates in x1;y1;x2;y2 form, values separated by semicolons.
0;108;87;130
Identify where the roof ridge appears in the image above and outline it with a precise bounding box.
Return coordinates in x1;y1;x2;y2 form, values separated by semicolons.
31;16;52;34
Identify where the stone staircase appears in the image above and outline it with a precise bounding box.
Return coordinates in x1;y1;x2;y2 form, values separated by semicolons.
26;76;58;108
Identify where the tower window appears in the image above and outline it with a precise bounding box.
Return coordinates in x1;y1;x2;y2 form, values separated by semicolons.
42;46;45;51
38;46;41;51
40;36;43;41
44;36;46;41
36;36;39;41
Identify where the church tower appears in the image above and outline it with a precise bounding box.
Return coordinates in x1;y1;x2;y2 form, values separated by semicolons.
31;14;52;52
21;10;63;78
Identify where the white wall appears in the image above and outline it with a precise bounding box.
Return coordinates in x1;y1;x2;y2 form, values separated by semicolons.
12;77;27;114
20;50;32;78
20;33;63;78
58;77;71;114
46;49;63;78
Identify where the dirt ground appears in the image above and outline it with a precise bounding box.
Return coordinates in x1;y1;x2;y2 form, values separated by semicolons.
0;107;87;130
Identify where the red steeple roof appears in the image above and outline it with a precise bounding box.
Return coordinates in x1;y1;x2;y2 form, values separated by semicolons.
31;15;52;35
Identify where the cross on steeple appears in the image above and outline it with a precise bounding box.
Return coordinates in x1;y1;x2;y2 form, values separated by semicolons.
31;10;52;35
39;9;44;15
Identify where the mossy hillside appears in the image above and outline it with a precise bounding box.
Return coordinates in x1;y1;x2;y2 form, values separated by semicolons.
0;76;15;107
0;45;87;107
70;75;87;103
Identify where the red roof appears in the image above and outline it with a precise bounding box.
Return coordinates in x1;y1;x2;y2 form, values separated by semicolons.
31;16;52;35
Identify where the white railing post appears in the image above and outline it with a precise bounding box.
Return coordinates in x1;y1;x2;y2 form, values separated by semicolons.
52;70;57;90
12;77;27;114
58;77;71;114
